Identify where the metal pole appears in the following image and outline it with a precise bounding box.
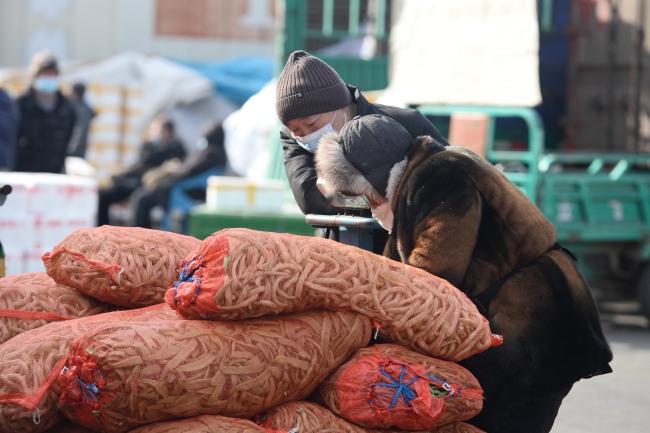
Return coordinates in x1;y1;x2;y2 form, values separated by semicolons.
607;0;618;152
633;0;646;152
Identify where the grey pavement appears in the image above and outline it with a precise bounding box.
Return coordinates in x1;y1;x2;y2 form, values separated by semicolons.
552;307;650;433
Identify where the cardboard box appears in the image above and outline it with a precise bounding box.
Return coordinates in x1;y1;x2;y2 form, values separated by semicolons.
34;213;95;253
0;173;98;274
28;174;98;215
0;172;98;214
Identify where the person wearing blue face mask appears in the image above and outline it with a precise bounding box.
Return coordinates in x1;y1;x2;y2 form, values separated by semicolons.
276;50;448;218
14;49;76;173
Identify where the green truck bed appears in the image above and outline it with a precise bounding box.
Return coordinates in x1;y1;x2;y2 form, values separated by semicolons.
417;105;650;318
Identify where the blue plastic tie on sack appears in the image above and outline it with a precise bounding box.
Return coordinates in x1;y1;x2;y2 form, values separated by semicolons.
371;364;420;408
172;258;202;305
75;377;100;403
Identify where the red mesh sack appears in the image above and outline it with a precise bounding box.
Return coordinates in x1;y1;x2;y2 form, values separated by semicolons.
125;414;278;433
318;344;483;430
166;228;501;362
0;304;176;433
0;272;114;344
57;310;372;433
43;226;201;308
258;401;486;433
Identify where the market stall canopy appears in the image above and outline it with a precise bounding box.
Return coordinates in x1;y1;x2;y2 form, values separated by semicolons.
63;51;214;131
178;56;274;106
58;52;225;183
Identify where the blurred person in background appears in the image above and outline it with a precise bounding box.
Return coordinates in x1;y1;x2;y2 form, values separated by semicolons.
0;86;18;170
97;117;186;226
130;122;228;229
67;82;96;159
14;49;76;173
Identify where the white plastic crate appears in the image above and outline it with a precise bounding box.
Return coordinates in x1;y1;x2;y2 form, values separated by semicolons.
206;176;287;213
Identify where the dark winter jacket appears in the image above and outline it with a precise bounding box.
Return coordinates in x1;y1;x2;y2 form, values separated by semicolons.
280;84;446;215
316;124;613;433
153;125;227;196
14;88;76;173
112;137;187;190
0;88;18;170
385;138;613;432
67;98;96;158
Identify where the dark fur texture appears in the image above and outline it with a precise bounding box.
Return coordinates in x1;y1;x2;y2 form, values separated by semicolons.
317;133;613;433
384;138;613;433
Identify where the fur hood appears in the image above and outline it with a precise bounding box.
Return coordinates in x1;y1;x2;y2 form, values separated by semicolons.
315;114;414;204
316;132;410;204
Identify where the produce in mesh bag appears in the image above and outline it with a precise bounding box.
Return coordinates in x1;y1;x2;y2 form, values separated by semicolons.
43;226;201;307
0;304;176;433
125;414;277;433
166;228;501;361
57;310;372;433
318;344;483;430
0;272;113;344
258;401;486;433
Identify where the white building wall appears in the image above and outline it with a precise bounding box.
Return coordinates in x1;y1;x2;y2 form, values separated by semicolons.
0;0;276;69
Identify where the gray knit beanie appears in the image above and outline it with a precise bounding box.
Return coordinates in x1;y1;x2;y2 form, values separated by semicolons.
276;50;352;124
338;114;413;197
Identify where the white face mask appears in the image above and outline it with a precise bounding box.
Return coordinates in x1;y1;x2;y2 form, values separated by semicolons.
293;111;338;153
371;202;394;233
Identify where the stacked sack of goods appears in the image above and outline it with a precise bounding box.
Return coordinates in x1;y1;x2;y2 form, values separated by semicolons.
0;226;503;433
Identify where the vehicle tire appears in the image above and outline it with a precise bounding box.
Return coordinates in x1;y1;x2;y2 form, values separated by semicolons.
636;263;650;321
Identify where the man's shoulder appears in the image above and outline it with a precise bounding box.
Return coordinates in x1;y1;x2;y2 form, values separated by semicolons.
359;96;417;118
56;93;76;112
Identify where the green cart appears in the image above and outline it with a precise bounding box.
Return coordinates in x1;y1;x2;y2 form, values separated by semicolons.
418;105;650;320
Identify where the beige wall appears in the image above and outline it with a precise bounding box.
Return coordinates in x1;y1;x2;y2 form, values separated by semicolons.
0;0;276;69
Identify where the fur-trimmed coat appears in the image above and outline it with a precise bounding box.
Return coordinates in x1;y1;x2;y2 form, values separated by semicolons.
318;134;613;433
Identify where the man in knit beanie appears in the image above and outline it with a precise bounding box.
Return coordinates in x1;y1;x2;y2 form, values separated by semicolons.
275;50;447;224
276;50;352;126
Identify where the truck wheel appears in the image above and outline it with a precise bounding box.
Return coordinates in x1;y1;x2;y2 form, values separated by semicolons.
637;263;650;321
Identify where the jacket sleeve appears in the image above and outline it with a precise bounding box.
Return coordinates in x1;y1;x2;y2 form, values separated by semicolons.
390;158;482;287
281;130;338;215
157;145;225;192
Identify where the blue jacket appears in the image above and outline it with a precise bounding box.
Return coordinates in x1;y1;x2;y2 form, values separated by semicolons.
0;89;18;170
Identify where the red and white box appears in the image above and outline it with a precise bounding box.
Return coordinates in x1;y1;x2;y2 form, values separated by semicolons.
0;173;98;275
